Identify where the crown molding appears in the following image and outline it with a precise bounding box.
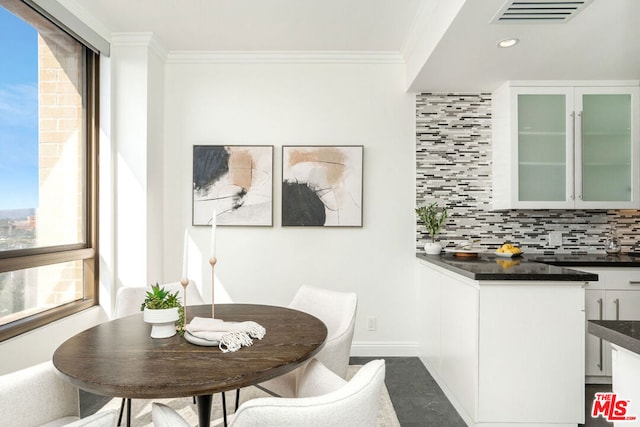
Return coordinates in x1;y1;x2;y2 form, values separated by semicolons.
166;51;404;65
111;32;168;60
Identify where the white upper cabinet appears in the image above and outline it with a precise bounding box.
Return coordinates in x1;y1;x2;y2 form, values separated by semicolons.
492;81;640;210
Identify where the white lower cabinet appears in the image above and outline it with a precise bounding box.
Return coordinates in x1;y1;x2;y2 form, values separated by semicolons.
611;345;640;427
585;288;609;378
419;261;585;426
606;290;640;320
582;268;640;383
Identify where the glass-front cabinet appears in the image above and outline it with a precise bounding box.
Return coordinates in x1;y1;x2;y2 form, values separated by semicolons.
492;82;640;210
516;90;572;204
578;90;634;204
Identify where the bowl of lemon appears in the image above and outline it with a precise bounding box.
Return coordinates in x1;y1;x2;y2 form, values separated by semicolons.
495;243;523;258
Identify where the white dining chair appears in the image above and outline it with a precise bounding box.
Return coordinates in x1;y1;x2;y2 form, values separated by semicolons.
114;282;205;426
257;285;358;397
0;361;118;427
152;358;386;427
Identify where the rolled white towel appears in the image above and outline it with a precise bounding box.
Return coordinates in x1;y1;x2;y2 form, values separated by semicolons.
187;317;266;338
186;317;266;352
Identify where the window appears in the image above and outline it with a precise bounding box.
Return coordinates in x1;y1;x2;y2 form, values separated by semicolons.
0;0;98;341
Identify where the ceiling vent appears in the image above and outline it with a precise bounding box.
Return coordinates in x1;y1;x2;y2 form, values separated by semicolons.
491;0;594;24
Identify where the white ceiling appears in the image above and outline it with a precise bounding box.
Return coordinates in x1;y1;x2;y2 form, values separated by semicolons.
410;0;640;92
66;0;422;52
63;0;640;93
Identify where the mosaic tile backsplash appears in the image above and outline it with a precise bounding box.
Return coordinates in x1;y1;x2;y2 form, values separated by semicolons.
415;93;640;254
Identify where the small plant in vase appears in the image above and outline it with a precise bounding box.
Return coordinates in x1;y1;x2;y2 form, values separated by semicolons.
140;283;184;338
415;202;448;255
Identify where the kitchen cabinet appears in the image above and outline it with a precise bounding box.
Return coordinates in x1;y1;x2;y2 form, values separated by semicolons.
492;81;640;210
581;268;640;383
418;260;585;426
588;322;640;425
585;288;608;378
611;345;640;427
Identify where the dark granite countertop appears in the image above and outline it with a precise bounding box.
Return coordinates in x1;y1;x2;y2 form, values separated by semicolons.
528;253;640;267
417;252;640;281
588;320;640;355
417;253;599;281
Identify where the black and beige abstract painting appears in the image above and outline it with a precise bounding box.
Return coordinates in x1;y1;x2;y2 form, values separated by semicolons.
193;145;273;226
282;146;363;227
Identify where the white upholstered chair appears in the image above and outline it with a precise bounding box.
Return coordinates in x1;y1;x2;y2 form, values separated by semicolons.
113;282;205;426
152;358;385;427
258;285;358;397
0;361;118;427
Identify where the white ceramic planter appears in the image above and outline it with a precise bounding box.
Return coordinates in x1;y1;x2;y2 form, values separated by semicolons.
424;242;442;255
143;307;179;338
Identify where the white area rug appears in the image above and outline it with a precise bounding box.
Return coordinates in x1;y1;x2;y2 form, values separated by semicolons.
100;365;400;426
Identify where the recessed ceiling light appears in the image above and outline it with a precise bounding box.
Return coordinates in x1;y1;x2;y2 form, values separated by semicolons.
498;38;519;48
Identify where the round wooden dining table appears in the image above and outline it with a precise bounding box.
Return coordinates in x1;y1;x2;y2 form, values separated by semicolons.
53;304;327;427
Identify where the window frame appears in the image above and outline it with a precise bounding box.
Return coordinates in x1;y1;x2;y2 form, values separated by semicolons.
0;2;99;341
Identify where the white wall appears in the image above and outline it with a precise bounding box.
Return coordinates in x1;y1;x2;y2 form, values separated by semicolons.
404;0;465;92
146;42;166;285
163;58;418;355
111;36;152;290
1;53;418;372
109;34;167;290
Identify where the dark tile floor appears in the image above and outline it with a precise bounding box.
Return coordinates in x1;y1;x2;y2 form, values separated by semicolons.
582;384;613;427
350;356;465;427
351;357;614;427
80;357;615;427
80;390;111;418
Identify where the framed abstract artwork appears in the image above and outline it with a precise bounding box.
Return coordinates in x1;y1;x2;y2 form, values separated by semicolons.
192;145;273;226
282;145;363;227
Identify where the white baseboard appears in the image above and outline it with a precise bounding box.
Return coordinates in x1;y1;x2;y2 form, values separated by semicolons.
350;341;419;357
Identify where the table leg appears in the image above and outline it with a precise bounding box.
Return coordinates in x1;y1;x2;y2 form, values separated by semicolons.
126;398;131;427
196;395;213;427
222;392;228;426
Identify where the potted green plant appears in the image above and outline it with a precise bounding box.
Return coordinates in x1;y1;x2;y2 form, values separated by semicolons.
415;202;448;255
140;283;183;338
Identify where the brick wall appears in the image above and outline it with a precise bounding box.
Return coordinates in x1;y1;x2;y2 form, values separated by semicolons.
37;31;84;304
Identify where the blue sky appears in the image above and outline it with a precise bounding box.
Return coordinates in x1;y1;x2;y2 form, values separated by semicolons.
0;6;38;211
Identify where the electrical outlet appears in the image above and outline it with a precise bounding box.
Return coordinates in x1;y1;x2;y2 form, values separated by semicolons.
367;316;377;331
549;231;563;246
